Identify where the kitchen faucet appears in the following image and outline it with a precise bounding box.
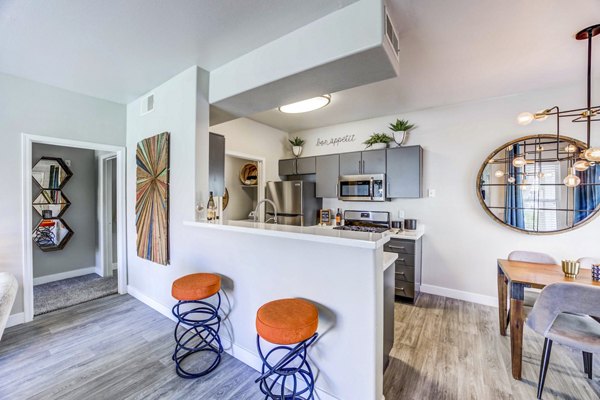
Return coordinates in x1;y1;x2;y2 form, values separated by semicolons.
253;199;278;224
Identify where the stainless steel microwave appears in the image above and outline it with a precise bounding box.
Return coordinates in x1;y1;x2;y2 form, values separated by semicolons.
338;174;386;202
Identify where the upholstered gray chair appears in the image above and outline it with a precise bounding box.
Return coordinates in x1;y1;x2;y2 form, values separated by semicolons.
508;251;558;307
526;282;600;399
577;257;600;269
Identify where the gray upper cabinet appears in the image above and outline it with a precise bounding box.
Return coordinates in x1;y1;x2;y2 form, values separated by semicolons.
386;146;423;198
279;157;316;176
340;150;386;175
279;159;297;176
339;152;362;175
315;154;339;198
361;149;386;174
208;132;225;196
296;157;316;175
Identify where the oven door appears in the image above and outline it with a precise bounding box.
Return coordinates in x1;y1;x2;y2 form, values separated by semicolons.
338;176;373;201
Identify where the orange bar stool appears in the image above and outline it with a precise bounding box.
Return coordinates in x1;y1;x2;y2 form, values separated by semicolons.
171;273;224;379
255;298;319;399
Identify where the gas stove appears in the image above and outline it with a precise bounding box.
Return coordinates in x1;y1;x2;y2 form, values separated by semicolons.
332;210;390;233
333;225;389;233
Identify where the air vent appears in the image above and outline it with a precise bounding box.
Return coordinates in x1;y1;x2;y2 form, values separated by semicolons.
384;7;399;61
141;93;154;115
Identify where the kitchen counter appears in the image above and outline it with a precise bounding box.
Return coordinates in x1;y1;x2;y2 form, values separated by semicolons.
383;251;398;270
183;218;390;399
184;219;390;249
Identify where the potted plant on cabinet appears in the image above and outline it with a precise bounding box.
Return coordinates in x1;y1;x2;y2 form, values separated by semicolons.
289;136;305;157
389;119;415;147
363;133;392;150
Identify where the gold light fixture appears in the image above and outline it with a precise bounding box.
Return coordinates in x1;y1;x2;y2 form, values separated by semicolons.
574;159;591;171
516;24;600;170
513;156;527;168
563;167;582;187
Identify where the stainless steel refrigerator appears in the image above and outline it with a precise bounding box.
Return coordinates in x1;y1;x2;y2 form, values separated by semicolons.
265;181;322;226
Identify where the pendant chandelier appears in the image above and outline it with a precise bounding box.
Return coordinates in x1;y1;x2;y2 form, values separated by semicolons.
516;24;600;185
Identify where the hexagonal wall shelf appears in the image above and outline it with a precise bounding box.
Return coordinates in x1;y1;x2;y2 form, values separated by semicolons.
32;157;73;190
32;218;74;252
32;190;71;218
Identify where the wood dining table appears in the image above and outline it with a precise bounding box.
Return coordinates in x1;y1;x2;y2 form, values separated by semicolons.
497;259;600;380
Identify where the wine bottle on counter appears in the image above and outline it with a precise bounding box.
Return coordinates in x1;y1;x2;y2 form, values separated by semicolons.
207;191;216;221
335;208;342;226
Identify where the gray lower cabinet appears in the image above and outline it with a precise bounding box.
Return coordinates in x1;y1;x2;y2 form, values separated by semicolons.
315;154;339;198
386;146;423;198
339;151;362;175
208;132;225;196
361;149;386;174
384;237;422;303
279;157;316;176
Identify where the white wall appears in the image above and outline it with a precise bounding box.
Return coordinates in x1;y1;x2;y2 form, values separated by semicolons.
291;83;600;304
126;66;209;310
223;156;257;221
0;73;125;316
211;117;289;183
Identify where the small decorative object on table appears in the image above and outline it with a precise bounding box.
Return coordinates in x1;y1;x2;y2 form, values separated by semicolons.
388;118;415;147
561;260;581;278
592;264;600;282
363;133;392;150
289;136;305;157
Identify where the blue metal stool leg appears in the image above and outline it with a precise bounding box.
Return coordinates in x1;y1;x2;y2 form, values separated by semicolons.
255;333;318;400
171;292;224;379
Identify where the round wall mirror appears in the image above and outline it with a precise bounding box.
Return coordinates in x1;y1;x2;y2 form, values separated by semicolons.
477;134;600;234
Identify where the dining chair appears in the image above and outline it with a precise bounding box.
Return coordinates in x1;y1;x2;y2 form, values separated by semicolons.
577;257;600;269
526;282;600;399
508;251;558;307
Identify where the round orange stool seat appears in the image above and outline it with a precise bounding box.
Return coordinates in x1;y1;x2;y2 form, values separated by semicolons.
256;298;318;345
171;273;221;301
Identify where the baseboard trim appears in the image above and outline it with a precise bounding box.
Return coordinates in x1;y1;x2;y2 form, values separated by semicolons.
126;285;177;323
420;284;497;307
6;312;25;328
127;285;340;400
33;267;96;285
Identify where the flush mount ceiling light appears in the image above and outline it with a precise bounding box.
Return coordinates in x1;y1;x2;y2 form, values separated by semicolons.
278;95;331;114
516;24;600;169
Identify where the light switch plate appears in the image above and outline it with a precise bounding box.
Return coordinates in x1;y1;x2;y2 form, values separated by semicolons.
428;189;436;198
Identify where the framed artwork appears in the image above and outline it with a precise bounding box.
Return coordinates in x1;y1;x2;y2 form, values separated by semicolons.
319;209;332;225
136;132;170;265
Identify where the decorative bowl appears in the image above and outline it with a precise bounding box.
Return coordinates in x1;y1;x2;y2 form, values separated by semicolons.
561;260;580;278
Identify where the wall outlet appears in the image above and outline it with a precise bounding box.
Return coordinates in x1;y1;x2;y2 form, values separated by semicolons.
65;159;71;167
428;189;436;198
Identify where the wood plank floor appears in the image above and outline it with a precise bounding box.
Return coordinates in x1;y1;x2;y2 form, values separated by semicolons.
1;293;598;399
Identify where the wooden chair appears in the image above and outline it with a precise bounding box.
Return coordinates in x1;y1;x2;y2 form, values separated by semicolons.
526;282;600;399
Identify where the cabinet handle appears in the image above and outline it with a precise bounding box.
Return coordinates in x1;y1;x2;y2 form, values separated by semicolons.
398;271;405;275
358;160;361;173
399;258;406;262
362;160;365;173
389;245;406;250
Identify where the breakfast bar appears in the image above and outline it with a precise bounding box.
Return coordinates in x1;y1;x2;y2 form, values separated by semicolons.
182;220;395;400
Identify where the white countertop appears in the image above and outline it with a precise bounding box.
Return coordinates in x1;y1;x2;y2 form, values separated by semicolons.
184;220;391;249
386;226;425;240
383;251;398;271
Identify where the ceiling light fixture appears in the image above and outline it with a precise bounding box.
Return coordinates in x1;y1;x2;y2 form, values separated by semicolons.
516;24;600;172
279;94;331;114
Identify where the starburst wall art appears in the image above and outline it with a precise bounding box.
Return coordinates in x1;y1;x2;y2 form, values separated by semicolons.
136;132;170;265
